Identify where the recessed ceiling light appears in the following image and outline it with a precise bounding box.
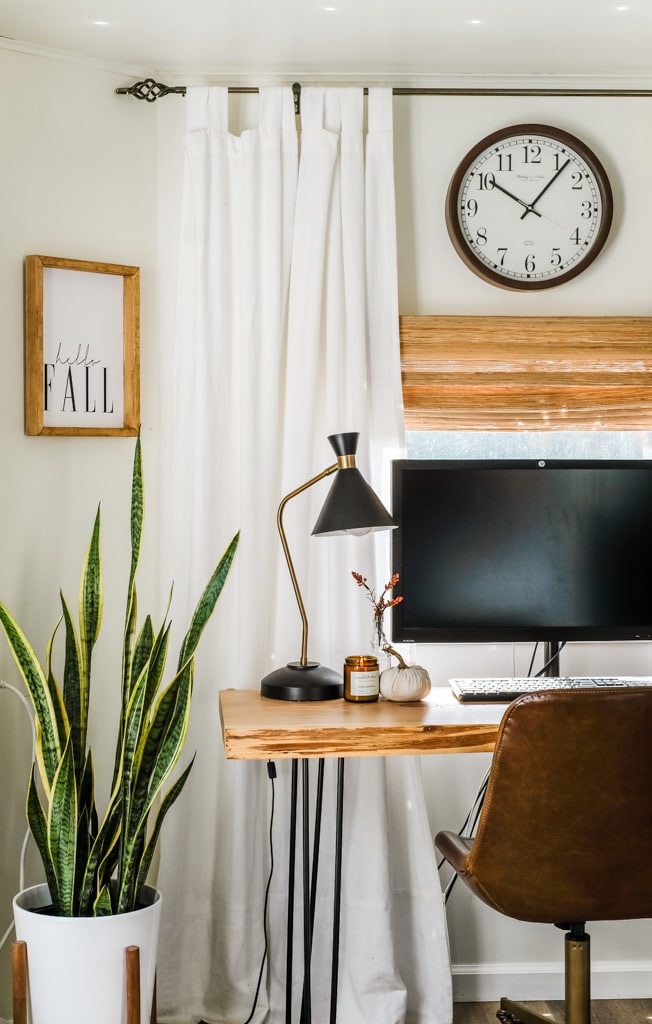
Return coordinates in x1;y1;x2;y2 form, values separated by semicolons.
92;20;110;26
467;18;483;25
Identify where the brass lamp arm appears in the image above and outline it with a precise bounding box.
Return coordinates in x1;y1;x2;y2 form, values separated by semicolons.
277;462;338;667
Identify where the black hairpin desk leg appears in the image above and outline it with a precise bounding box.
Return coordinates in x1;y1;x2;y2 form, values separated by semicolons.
286;756;345;1024
330;758;345;1024
286;761;298;1024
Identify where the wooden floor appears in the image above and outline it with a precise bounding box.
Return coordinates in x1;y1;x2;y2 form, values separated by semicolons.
453;1000;652;1022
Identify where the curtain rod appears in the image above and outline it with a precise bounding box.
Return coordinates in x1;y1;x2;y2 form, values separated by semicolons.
115;78;652;109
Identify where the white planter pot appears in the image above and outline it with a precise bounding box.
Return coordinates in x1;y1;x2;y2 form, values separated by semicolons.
13;883;161;1024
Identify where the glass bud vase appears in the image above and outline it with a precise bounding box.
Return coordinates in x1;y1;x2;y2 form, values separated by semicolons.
371;619;391;670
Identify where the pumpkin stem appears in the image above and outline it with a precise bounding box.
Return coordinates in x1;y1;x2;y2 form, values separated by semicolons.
382;643;407;670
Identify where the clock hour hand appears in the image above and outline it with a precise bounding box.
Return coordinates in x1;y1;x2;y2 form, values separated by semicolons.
520;158;571;219
491;180;542;218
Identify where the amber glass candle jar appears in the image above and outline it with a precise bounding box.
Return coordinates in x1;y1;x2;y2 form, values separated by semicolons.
343;655;379;703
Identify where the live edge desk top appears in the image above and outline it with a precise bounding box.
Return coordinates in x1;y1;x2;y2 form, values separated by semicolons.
219;688;504;761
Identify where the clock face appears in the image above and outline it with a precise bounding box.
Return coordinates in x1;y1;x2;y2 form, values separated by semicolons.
446;124;613;290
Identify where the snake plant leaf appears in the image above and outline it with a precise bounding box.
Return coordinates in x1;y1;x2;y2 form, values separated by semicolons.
47;736;78;916
78;792;122;916
26;764;59;907
93;884;113;917
127;675;181;843
130;615;154;694
73;750;97;912
128;756;195;914
118;666;149;876
177;531;240;672
45;617;67;749
33;722;50;801
142;619;171;722
124;662;192;856
122;436;143;698
0;603;61;788
137;663;193;819
79;507;102;681
60;593;85;780
79;750;97;841
74;805;92;916
128;434;144;593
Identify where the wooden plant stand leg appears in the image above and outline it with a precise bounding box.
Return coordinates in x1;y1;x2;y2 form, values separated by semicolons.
13;938;157;1024
126;945;142;1024
12;940;28;1024
126;945;158;1024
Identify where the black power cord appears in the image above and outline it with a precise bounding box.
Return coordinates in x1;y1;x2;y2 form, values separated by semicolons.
198;760;277;1024
438;640;569;903
241;760;277;1024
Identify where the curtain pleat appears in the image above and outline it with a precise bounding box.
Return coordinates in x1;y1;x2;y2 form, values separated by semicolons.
156;86;452;1024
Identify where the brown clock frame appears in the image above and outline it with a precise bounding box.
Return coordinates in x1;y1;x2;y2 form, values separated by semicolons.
445;124;614;291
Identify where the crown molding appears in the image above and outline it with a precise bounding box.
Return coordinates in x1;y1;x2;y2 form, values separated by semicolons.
2;36;652;94
0;36;148;78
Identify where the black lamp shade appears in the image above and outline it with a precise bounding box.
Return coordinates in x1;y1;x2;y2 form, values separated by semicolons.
312;468;396;536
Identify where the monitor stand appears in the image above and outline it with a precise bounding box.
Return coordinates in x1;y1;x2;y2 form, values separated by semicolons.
543;640;561;676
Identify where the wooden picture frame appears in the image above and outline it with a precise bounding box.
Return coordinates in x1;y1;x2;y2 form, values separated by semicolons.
24;255;140;436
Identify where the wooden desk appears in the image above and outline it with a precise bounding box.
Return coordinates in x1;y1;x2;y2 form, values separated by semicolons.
218;688;503;1024
219;687;503;760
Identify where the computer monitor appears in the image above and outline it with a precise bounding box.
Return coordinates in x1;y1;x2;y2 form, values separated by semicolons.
390;459;652;644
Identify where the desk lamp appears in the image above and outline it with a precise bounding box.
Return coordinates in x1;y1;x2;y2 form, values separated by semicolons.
260;432;396;701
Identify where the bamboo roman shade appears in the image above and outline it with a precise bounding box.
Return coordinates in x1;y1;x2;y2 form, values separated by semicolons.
400;315;652;431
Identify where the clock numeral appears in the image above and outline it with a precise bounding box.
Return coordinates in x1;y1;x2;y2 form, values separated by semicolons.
497;248;508;267
571;171;584;190
554;153;567;170
524;254;536;273
570;227;582;245
497;153;513;172
475;227;488;246
580;200;593;219
550;248;562;267
476;172;495;191
522;144;542;164
466;198;478;217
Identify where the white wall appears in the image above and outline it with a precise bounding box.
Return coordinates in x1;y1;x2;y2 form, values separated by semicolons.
0;47;158;1018
394;92;652;1000
1;62;650;1016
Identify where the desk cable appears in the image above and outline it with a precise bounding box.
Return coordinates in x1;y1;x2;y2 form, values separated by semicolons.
439;640;568;904
438;768;490;904
0;680;36;957
197;760;277;1024
241;759;277;1024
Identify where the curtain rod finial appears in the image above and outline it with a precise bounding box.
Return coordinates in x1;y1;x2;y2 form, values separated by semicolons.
292;82;301;115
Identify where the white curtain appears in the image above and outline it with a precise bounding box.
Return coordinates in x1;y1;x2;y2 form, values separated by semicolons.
156;85;451;1024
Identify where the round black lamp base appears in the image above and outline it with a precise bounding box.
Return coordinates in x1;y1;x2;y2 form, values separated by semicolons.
261;662;343;701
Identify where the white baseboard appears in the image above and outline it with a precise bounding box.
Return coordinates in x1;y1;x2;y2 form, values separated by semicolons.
452;960;652;1002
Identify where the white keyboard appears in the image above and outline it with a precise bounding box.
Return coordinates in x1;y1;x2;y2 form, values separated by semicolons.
450;676;652;703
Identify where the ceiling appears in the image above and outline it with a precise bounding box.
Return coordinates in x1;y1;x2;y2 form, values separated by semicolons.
1;0;651;83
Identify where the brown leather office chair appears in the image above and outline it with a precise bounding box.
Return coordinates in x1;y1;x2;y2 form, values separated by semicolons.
435;687;652;1024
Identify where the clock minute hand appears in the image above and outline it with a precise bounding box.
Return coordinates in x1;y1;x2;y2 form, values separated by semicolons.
520;158;571;219
491;180;542;218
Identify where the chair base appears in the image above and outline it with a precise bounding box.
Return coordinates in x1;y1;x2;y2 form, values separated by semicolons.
497;997;561;1024
496;929;591;1024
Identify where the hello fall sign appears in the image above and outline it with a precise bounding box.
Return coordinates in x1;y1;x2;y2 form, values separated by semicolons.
25;256;140;437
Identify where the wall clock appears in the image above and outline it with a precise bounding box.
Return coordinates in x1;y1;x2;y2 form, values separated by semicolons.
445;124;613;290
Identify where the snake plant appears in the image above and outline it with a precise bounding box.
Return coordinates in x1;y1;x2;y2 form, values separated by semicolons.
0;437;239;916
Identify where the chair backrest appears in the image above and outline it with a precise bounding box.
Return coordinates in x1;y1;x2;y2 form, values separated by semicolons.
464;687;652;924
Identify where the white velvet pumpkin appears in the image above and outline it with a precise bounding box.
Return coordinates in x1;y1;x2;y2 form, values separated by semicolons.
379;646;431;702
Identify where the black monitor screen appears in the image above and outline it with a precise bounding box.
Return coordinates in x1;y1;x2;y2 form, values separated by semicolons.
391;459;652;643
